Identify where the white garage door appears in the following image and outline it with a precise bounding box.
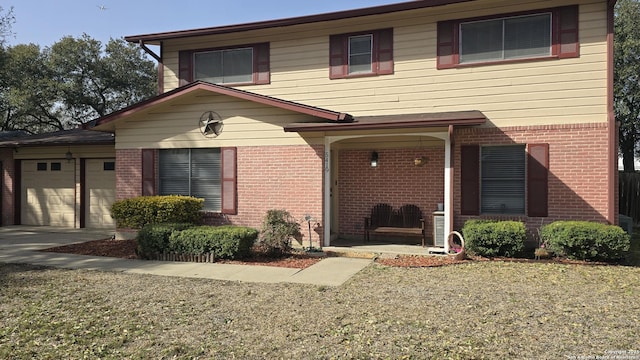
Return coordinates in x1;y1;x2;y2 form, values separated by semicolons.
85;159;116;228
21;160;75;226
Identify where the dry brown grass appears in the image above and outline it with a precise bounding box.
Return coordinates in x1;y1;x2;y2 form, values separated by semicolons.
1;261;639;359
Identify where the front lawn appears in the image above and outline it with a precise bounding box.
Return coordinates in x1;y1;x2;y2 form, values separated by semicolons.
1;261;639;359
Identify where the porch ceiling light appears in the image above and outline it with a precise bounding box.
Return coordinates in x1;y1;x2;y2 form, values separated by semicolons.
65;150;73;162
370;151;378;168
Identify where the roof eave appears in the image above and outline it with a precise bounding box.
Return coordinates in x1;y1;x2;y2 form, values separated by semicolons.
125;0;476;44
284;116;486;133
94;81;351;128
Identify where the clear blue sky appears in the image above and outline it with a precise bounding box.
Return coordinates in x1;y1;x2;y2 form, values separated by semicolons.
7;1;401;47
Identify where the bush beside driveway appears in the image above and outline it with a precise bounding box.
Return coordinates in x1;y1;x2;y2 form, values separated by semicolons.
1;261;639;359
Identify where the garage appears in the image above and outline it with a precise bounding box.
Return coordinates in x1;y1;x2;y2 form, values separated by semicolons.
21;159;76;226
84;158;116;228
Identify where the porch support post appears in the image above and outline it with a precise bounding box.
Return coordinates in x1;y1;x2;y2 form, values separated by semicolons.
444;127;453;253
323;137;332;247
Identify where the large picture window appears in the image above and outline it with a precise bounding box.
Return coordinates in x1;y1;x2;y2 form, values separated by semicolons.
460;14;551;64
179;43;270;86
437;5;579;69
159;149;221;211
194;48;254;84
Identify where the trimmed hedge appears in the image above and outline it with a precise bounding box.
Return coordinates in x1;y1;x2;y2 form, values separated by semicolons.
111;195;203;229
462;219;526;258
136;223;195;259
540;221;630;262
168;226;259;260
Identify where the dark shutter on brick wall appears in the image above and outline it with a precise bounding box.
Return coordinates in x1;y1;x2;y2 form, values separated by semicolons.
527;143;549;217
376;28;394;75
461;145;480;215
254;43;270;84
142;149;156;196
329;34;347;79
178;50;193;87
556;5;580;58
221;147;237;215
437;20;458;69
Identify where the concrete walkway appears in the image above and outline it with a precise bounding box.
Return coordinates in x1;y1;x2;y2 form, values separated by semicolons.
0;226;371;286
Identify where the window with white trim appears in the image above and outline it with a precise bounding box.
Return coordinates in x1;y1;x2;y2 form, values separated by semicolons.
159;149;221;211
460;13;551;64
481;145;526;214
348;34;373;74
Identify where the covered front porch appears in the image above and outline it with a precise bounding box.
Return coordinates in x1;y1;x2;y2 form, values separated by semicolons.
284;111;487;253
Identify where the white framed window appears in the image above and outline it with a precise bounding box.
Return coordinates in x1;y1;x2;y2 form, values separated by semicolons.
194;47;254;84
348;34;373;74
460;13;552;64
159;149;221;211
480;145;526;214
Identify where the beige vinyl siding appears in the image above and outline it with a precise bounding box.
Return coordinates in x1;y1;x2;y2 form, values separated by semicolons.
158;0;607;131
114;92;324;149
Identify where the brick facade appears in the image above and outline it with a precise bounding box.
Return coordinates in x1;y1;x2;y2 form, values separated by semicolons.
115;148;145;201
338;147;445;241
227;144;325;247
453;123;611;237
115;145;325;247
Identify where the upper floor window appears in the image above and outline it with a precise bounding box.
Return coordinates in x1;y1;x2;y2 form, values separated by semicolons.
195;47;254;84
330;28;393;79
179;43;270;86
460;14;551;64
438;5;578;69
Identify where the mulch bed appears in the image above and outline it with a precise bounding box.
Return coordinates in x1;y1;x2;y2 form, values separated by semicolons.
43;238;612;270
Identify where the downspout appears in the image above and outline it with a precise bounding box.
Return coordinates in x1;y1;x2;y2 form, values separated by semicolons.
607;0;617;224
448;125;455;250
136;40;164;95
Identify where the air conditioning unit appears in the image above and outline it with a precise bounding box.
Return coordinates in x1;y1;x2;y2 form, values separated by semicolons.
433;211;445;247
619;214;633;236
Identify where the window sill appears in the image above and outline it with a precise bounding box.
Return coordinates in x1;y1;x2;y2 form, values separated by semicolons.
444;55;562;69
330;71;393;80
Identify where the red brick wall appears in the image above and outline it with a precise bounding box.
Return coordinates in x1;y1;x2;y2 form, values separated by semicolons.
0;149;15;225
453;123;611;235
338;147;445;240
116;145;325;246
115;149;144;201
211;144;325;247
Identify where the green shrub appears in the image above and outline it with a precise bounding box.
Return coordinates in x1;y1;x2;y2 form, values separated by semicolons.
111;195;203;228
462;219;526;257
136;223;195;259
168;226;258;259
540;221;630;262
256;209;301;256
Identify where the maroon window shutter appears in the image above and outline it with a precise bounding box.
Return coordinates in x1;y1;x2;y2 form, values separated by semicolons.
221;147;237;215
142;149;156;196
437;20;458;69
376;28;394;75
254;43;270;84
178;50;193;86
556;5;579;58
527;143;549;217
329;34;347;79
461;145;480;215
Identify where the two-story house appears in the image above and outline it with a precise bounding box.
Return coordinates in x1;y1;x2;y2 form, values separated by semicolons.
0;0;617;252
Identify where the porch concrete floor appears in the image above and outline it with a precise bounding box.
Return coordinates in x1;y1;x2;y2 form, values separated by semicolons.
324;238;446;258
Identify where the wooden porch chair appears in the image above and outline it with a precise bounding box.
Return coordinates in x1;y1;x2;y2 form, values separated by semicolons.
364;203;393;242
